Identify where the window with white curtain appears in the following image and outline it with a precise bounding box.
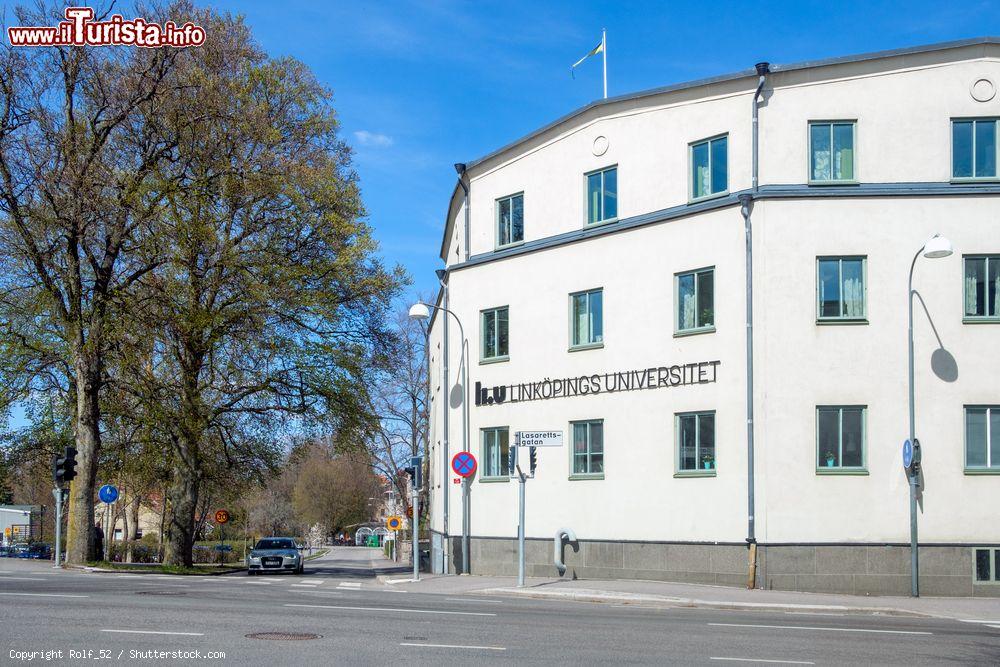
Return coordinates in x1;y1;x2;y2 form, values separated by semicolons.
676;267;715;333
817;257;866;321
690;135;728;200
481;427;510;479
481;306;509;361
964;256;1000;321
496;193;524;248
965;406;1000;472
570;288;603;349
571;420;604;477
810;121;856;182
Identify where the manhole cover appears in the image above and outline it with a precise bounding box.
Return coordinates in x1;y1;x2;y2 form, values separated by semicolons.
246;632;321;641
135;590;185;596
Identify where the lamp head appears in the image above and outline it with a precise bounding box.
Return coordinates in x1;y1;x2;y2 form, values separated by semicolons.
922;234;953;259
408;303;431;320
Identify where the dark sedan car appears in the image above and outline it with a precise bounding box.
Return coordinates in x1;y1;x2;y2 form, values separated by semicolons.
246;537;303;575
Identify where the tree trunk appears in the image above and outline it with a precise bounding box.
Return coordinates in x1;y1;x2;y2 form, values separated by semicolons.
163;438;200;567
65;352;102;564
125;493;140;562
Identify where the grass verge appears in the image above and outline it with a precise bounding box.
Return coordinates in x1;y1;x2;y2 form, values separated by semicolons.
85;561;244;575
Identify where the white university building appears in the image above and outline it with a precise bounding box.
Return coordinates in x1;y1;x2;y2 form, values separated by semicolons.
423;37;1000;596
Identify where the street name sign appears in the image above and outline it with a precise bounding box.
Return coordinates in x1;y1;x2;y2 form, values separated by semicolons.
515;431;563;447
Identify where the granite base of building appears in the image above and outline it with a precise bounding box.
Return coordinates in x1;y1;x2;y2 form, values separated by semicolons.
432;533;998;597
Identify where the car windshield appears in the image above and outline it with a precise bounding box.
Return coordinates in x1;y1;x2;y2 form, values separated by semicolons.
255;539;294;550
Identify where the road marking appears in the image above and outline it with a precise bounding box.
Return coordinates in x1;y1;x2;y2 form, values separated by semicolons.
284;603;496;617
0;576;47;581
708;623;932;636
710;658;814;665
958;619;1000;624
400;642;505;651
444;597;505;604
782;612;846;617
988;625;1000;630
101;629;204;636
337;582;361;588
0;592;89;598
291;584;320;587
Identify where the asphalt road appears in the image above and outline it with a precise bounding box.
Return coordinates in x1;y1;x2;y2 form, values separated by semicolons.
1;548;998;665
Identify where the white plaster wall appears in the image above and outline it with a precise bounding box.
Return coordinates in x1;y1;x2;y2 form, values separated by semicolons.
754;196;1000;544
444;207;748;542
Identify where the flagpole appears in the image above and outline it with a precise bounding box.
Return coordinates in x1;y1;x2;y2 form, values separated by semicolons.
602;28;607;99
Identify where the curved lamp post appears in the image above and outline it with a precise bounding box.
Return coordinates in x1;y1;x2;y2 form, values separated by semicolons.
907;233;953;597
409;301;471;574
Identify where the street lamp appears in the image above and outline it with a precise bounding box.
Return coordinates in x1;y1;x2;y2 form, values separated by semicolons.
409;300;471;574
907;233;953;598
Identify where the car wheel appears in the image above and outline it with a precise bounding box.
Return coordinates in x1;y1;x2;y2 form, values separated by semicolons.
247;569;254;576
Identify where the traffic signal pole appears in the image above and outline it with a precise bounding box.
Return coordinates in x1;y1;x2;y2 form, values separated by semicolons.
52;487;63;567
512;443;537;588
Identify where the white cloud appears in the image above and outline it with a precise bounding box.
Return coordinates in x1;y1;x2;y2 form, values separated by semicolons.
353;130;394;148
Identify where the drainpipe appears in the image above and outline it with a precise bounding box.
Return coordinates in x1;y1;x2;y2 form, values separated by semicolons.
454;163;470;261
744;61;768;588
752;62;769;194
435;269;451;574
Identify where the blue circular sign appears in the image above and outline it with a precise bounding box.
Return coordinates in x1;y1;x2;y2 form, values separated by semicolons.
99;484;119;504
902;439;913;469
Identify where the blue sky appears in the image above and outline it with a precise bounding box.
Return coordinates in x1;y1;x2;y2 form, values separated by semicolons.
196;0;1000;300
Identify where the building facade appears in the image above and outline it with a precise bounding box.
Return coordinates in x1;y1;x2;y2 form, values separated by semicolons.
425;38;1000;597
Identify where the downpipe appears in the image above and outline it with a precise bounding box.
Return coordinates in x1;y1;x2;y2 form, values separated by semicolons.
745;61;768;589
554;527;578;576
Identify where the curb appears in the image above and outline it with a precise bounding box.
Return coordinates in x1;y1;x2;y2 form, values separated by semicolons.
70;565;244;576
474;587;932;618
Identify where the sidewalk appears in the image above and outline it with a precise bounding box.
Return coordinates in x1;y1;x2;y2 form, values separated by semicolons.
380;572;1000;622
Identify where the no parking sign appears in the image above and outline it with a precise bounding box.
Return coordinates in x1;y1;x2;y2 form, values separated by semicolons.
451;451;477;478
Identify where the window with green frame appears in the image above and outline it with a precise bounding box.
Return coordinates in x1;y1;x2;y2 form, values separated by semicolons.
817;257;866;321
953;119;998;179
481;306;509;361
690;135;728;199
570;289;603;348
964;256;1000;321
810;121;855;182
586;166;617;224
496;193;524;248
965;406;1000;472
816;406;866;471
481;427;510;478
676;268;714;333
974;547;1000;583
676;411;715;473
571;420;604;477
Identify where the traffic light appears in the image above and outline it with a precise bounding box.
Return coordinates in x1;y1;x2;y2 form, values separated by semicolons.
402;463;421;489
63;446;77;482
52;454;64;485
51;446;78;486
529;446;537;476
507;445;517;476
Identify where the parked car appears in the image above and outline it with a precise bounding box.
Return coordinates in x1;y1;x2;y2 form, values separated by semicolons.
0;545;11;557
246;537;303;575
24;543;52;559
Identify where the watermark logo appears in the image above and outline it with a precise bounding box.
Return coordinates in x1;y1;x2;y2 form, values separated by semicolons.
8;6;205;47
